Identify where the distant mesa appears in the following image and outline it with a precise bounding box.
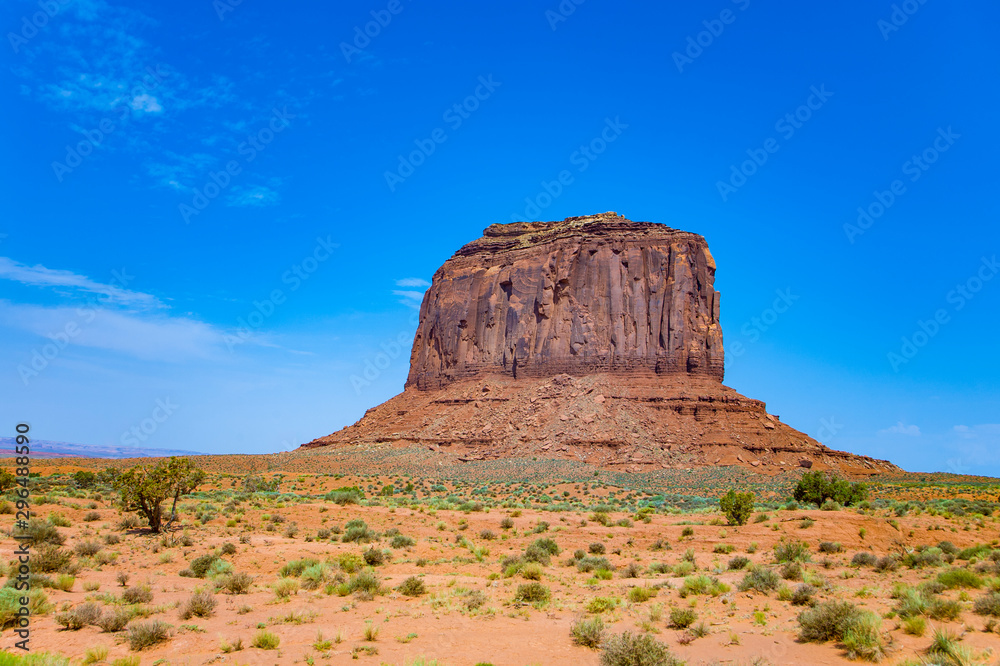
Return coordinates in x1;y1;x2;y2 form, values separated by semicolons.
305;212;897;475
0;438;206;460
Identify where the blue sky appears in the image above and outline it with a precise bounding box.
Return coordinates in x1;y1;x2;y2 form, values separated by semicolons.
1;0;997;474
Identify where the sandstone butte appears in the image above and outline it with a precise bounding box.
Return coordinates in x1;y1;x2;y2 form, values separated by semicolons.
304;212;897;476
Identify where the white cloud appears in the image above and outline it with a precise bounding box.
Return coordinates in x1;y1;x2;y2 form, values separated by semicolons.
228;185;280;208
0;257;162;309
395;277;431;288
878;421;921;436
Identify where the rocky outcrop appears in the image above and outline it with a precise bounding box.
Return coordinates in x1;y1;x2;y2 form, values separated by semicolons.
407;213;723;389
304;213;898;475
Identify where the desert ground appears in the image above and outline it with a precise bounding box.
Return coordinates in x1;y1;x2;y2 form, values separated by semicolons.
3;446;1000;666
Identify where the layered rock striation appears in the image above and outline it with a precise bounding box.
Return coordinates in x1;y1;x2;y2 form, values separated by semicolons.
305;213;897;475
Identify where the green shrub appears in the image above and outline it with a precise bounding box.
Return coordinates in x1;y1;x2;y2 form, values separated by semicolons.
251;629;280;650
627;586;657;603
571;615;604;648
798;601;863;642
55;602;101;630
363;548;386;566
189;554;220;578
397;576;426;597
513;582;550;603
577;556;613;573
774;540;810;563
728;556;751;570
738;566;781;593
599;631;682;666
74;540;103;557
585;596;618;613
937;567;983;589
974;592;1000;616
818;542;842;554
218;572;253;594
680;575;729;597
391;535;415;548
588;542;606;555
33;544;72;573
178;590;216;619
121;585;153;605
347;569;380;595
16;519;65;546
719;490;754;526
668;607;697;629
96;608;131;633
126;621;171;650
791;584;815;606
851;552;878;567
840;611;886;662
279;558;318;578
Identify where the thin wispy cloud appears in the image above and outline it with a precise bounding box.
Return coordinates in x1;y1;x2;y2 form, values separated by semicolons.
878;422;921;437
0;257;161;309
395;277;431;288
228;185;281;208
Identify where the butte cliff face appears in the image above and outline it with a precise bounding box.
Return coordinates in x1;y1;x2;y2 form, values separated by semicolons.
407;216;723;389
305;213;897;475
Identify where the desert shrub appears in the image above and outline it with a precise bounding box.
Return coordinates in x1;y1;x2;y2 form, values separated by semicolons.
571;615;604;648
589;542;606;555
791;584;815;606
926;597;962;621
300;563;330;590
513;582;550;603
713;543;735;554
279;558;318;578
34;544;72;573
599;631;682;666
55;602;101;630
18;519;65;546
122;585;153;605
669;607;697;629
620;562;642;579
397;576;426;597
521;562;544;580
390;534;416;549
974;592;1000;616
0;588;51;629
272;578;299;599
479;529;496;541
719;490;754;526
338;553;364;574
82;511;101;522
189;554;220;578
937;541;959;555
74;540;103;557
728;555;751;570
851;552;878;567
739;566;781;593
902;615;926;636
347;569;380;595
96;608;131;633
127;620;171;650
363;548;386;566
251;629;280;650
774;540;810;563
586;597;619;613
577;556;613;573
500;516;514;529
798;601;864;642
326;489;360;505
342;521;376;543
464;589;487;610
818;542;842;554
218;572;253;594
178;590;216;619
219;542;237;555
874;555;899;573
840;611;886;662
627;586;657;603
680;575;729;597
104;534;121;545
937;567;983;589
780;562;803;581
793;471;868;507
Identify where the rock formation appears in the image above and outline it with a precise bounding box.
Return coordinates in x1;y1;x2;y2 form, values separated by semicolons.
304;213;897;475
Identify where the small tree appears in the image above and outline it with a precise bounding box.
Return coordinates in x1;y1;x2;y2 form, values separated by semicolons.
72;471;97;489
112;457;205;532
0;469;16;492
720;490;754;526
